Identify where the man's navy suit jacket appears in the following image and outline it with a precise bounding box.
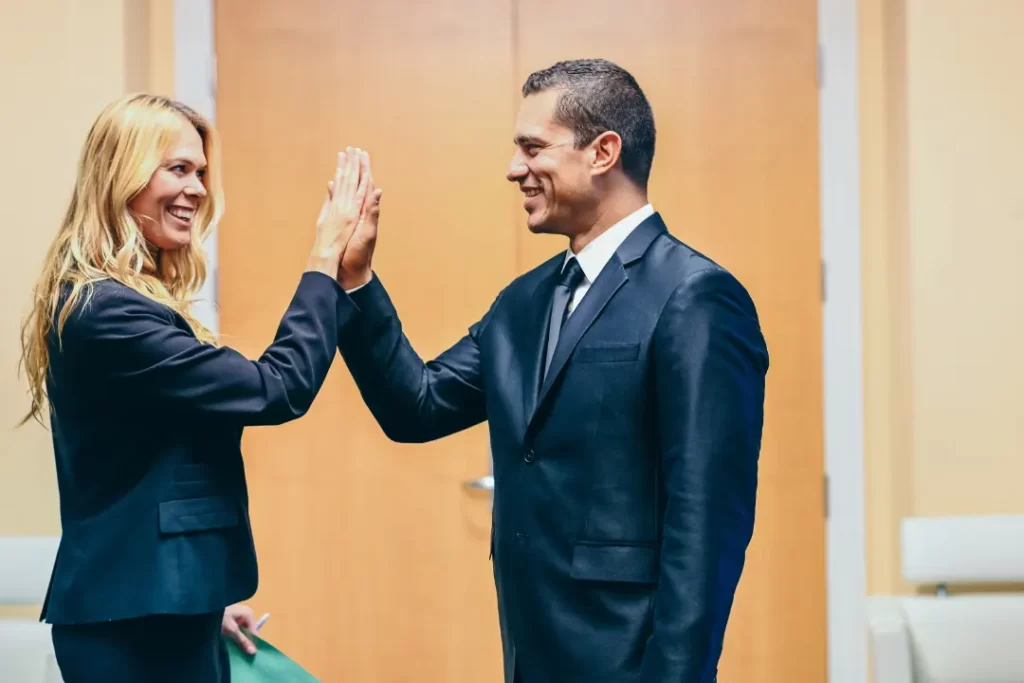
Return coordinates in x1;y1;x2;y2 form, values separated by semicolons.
337;214;769;683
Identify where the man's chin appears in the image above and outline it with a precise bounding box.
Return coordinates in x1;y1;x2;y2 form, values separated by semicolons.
526;213;555;235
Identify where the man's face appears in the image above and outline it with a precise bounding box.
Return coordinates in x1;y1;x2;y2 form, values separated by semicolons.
507;89;594;236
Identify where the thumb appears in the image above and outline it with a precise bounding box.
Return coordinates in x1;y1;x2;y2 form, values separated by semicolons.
317;191;330;226
317;181;336;225
364;190;382;238
359;190;382;237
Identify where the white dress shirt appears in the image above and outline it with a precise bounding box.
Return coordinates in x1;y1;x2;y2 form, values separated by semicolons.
562;203;654;317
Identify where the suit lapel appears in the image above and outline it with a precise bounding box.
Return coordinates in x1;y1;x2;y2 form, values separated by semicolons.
525;213;668;434
530;256;626;427
518;258;562;428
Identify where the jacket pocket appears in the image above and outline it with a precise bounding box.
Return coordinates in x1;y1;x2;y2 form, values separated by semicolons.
569;541;658;583
159;496;239;535
574;342;640;363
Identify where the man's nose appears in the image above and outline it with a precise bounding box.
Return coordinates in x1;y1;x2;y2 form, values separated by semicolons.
506;154;528;182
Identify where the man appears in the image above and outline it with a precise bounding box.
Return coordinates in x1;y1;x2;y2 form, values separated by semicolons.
335;59;768;683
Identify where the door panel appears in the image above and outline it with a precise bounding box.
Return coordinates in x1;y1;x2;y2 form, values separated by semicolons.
216;1;514;680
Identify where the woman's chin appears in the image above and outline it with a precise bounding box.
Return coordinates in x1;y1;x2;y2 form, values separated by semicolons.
148;229;192;252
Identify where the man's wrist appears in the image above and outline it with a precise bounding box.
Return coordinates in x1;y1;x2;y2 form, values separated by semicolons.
339;270;372;293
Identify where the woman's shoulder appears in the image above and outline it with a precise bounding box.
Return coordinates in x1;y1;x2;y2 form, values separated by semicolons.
59;279;173;338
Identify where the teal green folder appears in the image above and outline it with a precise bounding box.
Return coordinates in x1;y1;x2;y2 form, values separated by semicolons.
225;631;320;682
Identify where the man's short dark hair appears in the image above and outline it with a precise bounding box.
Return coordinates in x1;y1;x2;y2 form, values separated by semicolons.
522;59;656;189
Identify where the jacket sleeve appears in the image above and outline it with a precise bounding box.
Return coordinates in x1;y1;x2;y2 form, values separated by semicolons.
640;268;769;682
335;274;492;443
61;272;348;426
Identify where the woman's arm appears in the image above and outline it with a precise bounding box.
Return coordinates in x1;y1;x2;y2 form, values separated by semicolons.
62;272;347;425
60;149;378;426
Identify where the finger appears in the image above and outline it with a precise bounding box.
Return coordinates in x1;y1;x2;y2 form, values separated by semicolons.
348;147;363;201
359;152;375;213
338;146;357;206
356;163;376;226
234;630;257;656
350;148;364;199
222;617;242;641
332;152;345;200
361;149;372;185
222;618;257;655
327;180;335;200
353;151;371;210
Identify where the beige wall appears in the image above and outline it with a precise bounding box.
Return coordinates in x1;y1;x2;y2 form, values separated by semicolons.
0;0;174;544
862;0;1024;595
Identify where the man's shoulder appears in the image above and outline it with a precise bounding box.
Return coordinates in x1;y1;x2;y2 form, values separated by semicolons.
652;228;736;277
642;229;713;283
644;229;756;310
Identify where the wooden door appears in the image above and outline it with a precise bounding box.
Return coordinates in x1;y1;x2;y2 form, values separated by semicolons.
514;2;826;681
216;0;825;681
216;0;514;680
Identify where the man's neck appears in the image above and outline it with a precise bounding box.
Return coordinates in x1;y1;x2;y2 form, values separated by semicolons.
568;191;649;254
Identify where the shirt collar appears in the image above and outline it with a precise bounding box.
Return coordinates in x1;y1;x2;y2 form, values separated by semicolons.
562;204;655;282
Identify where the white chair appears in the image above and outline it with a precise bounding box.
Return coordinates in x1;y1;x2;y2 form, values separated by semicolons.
868;516;1024;683
0;536;63;683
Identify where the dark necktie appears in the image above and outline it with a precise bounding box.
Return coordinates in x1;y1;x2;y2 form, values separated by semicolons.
543;258;586;378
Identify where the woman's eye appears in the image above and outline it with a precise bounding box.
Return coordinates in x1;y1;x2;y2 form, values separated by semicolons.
169;164;187;174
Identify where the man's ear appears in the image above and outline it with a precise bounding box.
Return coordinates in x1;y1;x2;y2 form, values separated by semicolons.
590;131;623;178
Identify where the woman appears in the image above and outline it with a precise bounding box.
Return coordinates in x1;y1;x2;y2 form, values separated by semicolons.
19;93;379;682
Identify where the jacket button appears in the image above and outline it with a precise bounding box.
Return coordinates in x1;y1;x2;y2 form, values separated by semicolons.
523;448;535;463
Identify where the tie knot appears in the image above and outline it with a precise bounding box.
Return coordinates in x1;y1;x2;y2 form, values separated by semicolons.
558;258;585;291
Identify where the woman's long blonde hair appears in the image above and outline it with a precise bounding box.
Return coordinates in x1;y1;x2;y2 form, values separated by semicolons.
19;93;225;425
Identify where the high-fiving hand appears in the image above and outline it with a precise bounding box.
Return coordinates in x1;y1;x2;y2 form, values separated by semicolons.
306;148;368;275
327;149;382;291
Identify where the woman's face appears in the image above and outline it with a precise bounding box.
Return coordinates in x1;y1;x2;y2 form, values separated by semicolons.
129;123;208;251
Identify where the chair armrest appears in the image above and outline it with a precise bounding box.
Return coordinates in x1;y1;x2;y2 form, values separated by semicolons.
0;620;62;683
867;597;914;683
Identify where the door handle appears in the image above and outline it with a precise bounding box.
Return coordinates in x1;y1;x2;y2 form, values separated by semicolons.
462;475;494;492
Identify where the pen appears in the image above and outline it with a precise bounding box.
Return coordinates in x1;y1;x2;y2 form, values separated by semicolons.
255;613;270;631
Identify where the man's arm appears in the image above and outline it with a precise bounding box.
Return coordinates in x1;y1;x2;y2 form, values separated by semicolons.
640;268;769;682
328;158;488;443
336;273;499;443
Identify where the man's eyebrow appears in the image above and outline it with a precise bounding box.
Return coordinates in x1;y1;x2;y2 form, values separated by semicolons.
513;135;545;146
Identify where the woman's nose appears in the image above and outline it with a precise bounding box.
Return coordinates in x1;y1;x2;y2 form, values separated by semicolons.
185;176;207;198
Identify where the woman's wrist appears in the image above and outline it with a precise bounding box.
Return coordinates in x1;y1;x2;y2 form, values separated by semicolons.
306;248;341;277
